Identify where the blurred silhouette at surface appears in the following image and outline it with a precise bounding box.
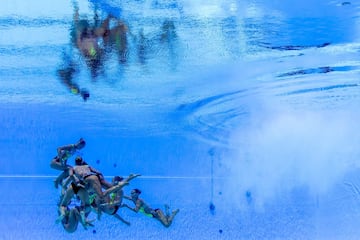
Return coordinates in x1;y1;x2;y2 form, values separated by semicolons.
72;6;108;78
57;52;90;101
133;19;178;68
56;1;180;101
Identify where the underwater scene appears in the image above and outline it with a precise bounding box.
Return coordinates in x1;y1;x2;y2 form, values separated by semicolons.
1;0;360;239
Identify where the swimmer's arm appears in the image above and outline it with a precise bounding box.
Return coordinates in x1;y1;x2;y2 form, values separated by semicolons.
121;203;136;212
94;16;110;37
57;144;75;152
121;200;140;213
123;195;131;200
125;173;141;182
57;144;76;157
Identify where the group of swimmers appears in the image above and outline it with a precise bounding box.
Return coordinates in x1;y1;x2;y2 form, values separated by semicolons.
50;138;179;233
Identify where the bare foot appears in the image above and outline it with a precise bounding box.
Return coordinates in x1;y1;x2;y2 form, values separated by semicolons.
129;173;141;178
164;204;170;215
172;209;180;216
55;206;66;224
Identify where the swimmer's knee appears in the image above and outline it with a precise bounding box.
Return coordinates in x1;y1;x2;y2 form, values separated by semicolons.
84;204;91;214
80;204;91;214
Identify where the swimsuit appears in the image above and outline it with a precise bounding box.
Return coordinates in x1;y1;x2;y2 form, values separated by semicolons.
108;193;120;215
89;46;97;57
110;205;120;215
139;207;155;218
71;182;84;194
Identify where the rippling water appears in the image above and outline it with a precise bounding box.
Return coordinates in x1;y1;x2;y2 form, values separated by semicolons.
1;0;360;239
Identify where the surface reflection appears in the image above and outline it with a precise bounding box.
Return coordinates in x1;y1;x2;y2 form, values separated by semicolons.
56;1;179;101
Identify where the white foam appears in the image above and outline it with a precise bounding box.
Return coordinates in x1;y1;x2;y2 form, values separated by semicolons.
226;101;360;209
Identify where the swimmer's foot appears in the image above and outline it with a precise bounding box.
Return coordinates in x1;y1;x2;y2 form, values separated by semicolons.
55;206;66;224
80;210;95;229
86;218;96;227
128;173;141;180
164;204;170;215
172;209;180;216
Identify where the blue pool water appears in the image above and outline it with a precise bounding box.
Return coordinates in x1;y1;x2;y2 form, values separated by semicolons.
1;0;360;239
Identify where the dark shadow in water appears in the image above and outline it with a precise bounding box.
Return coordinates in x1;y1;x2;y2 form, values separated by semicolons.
277;65;360;96
281;83;359;96
131;18;179;68
176;90;245;113
175;89;249;144
57;52;90;101
262;42;331;51
277;65;360;77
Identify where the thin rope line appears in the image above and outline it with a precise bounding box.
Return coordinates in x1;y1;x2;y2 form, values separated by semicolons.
0;174;225;179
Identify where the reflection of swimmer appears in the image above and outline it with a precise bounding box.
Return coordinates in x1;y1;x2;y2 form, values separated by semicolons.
136;28;147;64
110;20;129;63
57;54;90;101
159;19;178;69
72;7;108;78
134;19;178;66
99;16;130;64
122;188;179;228
160;19;177;43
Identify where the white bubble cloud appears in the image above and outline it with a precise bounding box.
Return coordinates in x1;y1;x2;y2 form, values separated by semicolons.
226;102;360;209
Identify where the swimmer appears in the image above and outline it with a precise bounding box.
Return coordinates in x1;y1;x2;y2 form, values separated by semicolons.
95;174;141;225
57;205;95;232
122;188;179;228
50;138;86;188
